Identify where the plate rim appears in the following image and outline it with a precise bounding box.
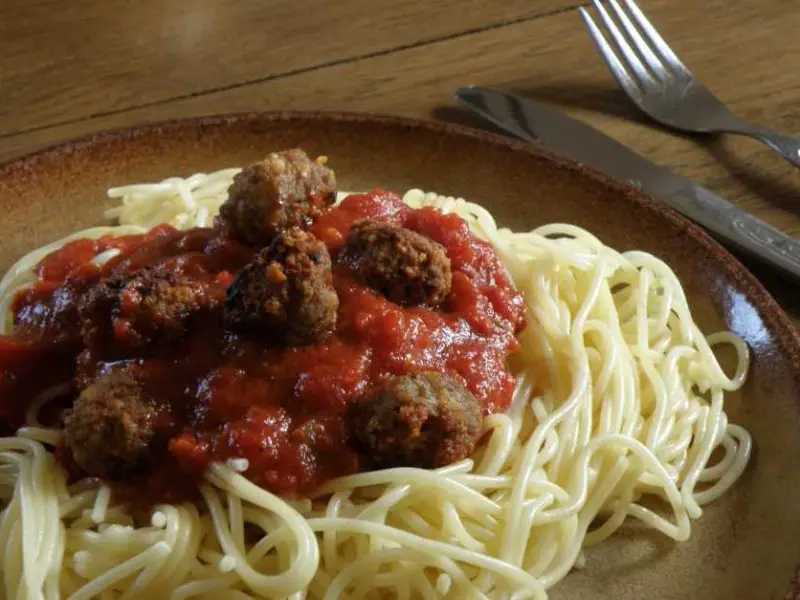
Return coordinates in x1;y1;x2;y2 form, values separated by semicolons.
2;109;799;597
3;110;797;364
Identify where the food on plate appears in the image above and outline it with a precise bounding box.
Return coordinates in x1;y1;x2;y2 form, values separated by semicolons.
80;267;223;355
339;219;453;307
0;149;753;600
225;227;339;345
64;364;158;477
351;371;482;469
219;148;337;246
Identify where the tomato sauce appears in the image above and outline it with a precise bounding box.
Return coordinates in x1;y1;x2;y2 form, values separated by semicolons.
1;190;525;502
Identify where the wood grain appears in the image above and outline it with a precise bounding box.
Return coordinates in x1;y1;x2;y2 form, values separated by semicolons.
1;0;798;308
0;0;581;136
3;0;797;222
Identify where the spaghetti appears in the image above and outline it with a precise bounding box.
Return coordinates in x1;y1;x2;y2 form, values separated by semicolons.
0;168;752;599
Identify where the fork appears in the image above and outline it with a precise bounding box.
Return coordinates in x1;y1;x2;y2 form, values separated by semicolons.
580;0;800;168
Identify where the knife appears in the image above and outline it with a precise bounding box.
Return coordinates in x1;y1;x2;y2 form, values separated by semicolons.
455;85;800;281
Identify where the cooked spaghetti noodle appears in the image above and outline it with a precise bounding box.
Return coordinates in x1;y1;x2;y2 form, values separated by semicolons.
0;168;752;599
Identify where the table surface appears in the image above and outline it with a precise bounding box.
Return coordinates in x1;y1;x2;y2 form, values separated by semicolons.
2;0;799;316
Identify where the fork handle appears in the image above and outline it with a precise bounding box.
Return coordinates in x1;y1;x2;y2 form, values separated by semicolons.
731;126;800;168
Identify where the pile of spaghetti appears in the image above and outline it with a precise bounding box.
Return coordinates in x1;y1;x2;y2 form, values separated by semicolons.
0;162;752;599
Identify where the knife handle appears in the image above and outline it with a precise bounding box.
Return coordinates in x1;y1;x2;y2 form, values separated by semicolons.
686;185;800;280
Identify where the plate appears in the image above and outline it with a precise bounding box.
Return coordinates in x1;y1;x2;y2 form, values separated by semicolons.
1;112;799;600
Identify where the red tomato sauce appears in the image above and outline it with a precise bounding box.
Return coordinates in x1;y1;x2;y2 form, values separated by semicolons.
1;190;525;502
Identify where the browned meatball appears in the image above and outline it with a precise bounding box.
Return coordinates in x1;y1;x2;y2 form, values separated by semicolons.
63;366;157;477
219;149;337;247
79;268;221;355
339;220;452;307
225;228;338;346
351;372;482;469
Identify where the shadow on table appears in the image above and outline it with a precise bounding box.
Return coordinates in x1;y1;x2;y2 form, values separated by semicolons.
434;87;800;318
507;83;646;123
433;83;648;130
703;137;800;215
498;85;800;207
436;84;800;213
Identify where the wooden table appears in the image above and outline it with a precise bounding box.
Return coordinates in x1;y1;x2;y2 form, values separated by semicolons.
2;0;799;311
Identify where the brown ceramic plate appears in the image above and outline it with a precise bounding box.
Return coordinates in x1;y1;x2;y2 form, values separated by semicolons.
1;112;800;600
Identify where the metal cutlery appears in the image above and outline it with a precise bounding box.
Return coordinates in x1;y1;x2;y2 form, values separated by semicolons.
580;0;800;168
455;85;800;281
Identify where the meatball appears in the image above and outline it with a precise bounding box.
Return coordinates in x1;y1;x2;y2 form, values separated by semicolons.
63;366;156;477
79;268;220;355
219;149;337;247
339;220;452;307
351;372;482;469
225;228;338;346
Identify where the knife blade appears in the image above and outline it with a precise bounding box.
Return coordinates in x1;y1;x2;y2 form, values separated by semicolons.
455;85;800;281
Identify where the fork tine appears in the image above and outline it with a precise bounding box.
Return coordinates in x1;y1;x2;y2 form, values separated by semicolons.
607;0;668;82
622;0;691;77
579;7;644;103
591;0;655;88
